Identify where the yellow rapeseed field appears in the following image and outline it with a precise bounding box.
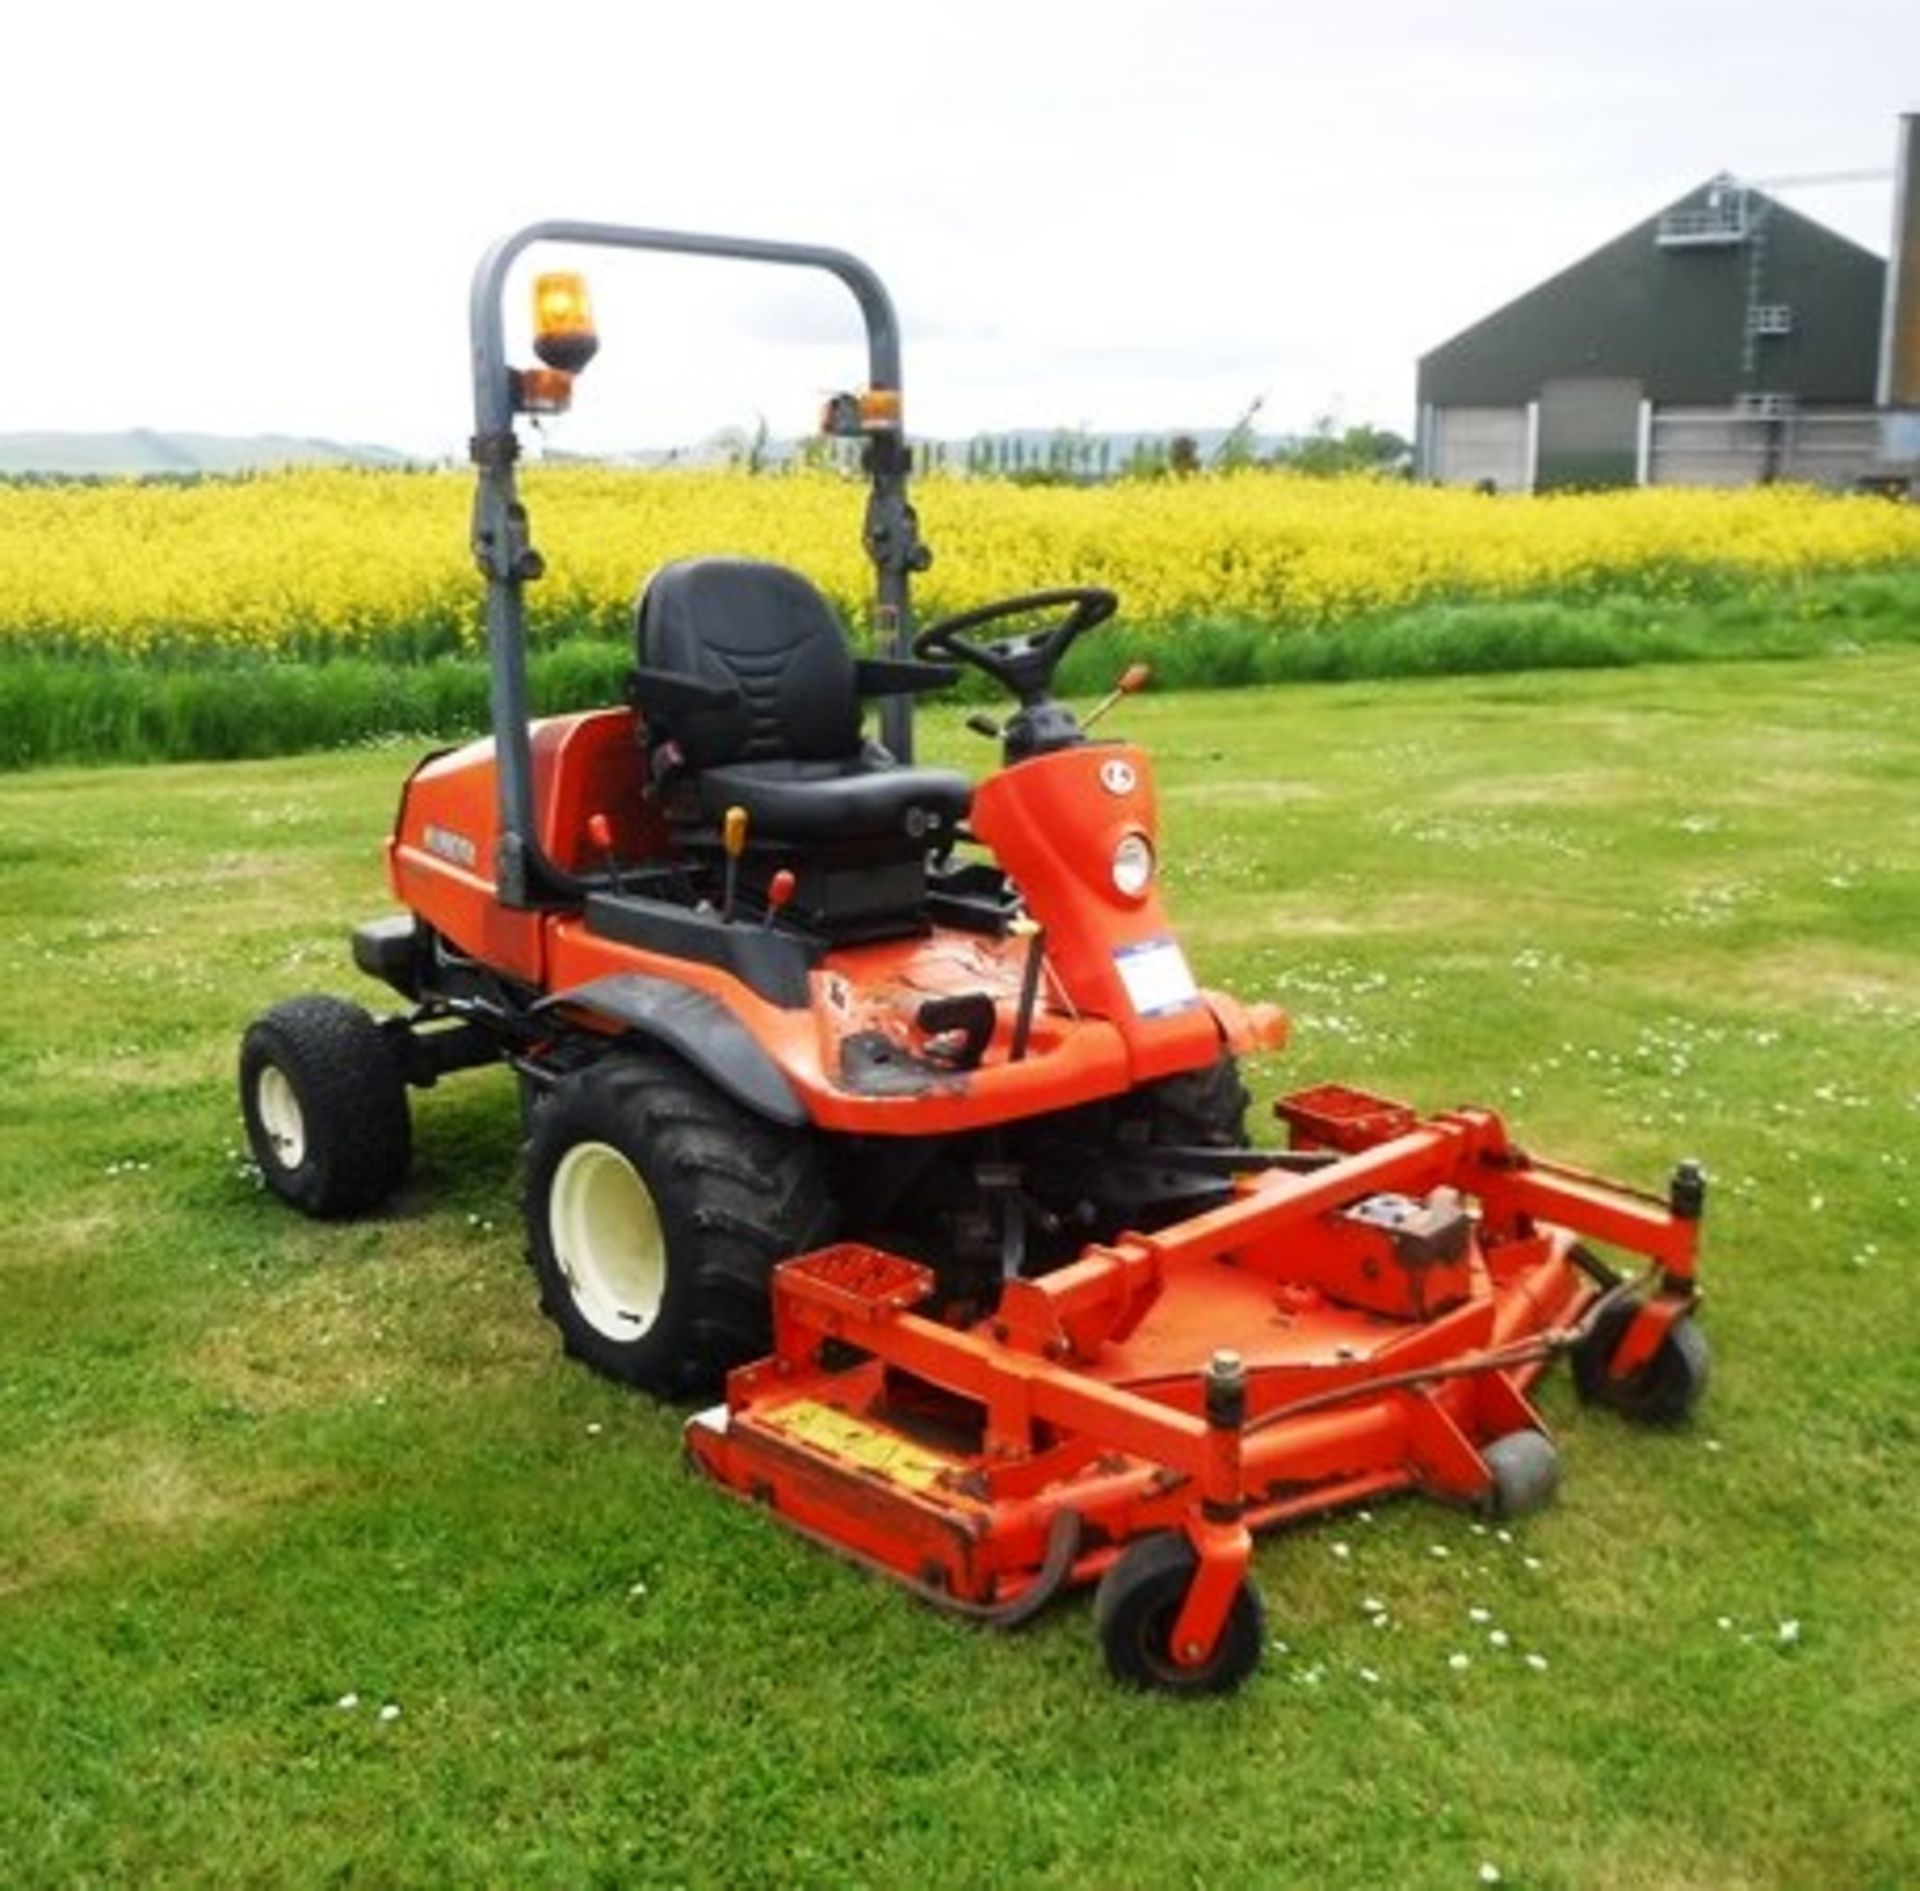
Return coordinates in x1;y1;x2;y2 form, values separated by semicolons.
1;466;1916;660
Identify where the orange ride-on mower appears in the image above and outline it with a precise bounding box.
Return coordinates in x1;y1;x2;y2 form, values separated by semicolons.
239;222;1711;1694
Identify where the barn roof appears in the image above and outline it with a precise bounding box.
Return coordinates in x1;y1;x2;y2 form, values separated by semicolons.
1418;182;1885;408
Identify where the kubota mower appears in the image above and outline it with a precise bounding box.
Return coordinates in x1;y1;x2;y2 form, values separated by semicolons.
239;222;1710;1693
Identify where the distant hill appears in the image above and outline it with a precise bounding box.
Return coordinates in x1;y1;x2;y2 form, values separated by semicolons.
567;425;1297;475
1;425;1296;481
0;430;417;478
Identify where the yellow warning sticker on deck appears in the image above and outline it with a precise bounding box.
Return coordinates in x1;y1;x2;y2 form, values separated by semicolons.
772;1399;952;1495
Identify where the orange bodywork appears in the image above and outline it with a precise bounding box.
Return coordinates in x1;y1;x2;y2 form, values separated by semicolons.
384;706;1705;1676
341;217;1715;1691
386;708;1285;1134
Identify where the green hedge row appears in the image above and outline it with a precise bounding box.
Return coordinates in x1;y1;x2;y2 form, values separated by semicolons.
4;568;1917;769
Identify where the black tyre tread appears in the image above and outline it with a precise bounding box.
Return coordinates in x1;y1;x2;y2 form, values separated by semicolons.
1093;1531;1265;1695
1130;1054;1252;1148
528;1053;832;1396
1572;1299;1711;1427
239;994;411;1219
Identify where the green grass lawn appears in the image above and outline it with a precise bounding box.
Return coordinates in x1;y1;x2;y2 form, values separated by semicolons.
2;654;1916;1888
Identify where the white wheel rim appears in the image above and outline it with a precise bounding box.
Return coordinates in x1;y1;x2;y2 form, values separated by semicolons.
255;1064;307;1170
549;1140;667;1342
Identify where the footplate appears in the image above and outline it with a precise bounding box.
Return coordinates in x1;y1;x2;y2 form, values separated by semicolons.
776;1243;935;1325
1275;1082;1419;1151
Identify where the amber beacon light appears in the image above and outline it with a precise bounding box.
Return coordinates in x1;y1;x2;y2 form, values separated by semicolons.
532;271;600;373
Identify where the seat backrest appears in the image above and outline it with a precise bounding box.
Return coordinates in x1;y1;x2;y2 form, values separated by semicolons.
636;558;862;768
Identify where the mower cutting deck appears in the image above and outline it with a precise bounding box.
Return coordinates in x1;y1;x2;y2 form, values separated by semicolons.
688;1087;1704;1692
239;219;1712;1695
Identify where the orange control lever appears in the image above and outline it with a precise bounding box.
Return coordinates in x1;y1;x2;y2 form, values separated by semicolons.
721;805;749;921
1082;663;1151;732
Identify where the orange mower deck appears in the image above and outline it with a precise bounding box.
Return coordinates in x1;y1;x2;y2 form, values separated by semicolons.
687;1085;1703;1692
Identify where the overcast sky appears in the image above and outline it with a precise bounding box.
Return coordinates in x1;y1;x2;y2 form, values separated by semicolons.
5;0;1914;455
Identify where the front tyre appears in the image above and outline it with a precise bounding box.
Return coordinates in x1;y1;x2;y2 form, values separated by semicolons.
1125;1053;1252;1148
525;1054;831;1398
239;995;412;1218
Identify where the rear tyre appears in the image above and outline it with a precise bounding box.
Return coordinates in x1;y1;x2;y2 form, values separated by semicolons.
1572;1299;1711;1427
1481;1428;1562;1519
1094;1532;1265;1696
239;995;412;1219
525;1053;832;1398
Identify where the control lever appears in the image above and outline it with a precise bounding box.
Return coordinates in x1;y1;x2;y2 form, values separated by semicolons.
721;805;748;922
1081;662;1150;733
585;812;625;895
1008;916;1046;1062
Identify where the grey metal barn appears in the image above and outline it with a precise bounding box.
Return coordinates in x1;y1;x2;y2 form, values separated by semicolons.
1416;120;1920;493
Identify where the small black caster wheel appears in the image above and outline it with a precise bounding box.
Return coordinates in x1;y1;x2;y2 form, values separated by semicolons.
1093;1532;1265;1696
1572;1299;1711;1427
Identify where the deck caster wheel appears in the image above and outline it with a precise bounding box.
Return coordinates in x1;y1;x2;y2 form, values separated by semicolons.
1572;1300;1711;1427
1481;1428;1561;1520
239;995;411;1219
1093;1532;1265;1696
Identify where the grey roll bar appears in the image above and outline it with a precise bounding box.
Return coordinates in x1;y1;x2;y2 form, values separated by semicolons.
467;220;928;907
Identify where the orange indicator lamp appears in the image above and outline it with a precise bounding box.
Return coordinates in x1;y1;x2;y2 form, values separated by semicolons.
532;271;599;374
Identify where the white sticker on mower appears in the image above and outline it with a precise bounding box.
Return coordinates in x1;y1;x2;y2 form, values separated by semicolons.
1114;938;1201;1016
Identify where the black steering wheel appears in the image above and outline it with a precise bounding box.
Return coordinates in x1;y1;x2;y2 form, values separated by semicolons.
911;587;1118;703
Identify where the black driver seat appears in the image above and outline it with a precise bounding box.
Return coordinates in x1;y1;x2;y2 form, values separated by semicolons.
634;558;971;847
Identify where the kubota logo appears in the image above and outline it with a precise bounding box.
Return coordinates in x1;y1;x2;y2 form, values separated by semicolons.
1099;759;1137;795
423;823;478;869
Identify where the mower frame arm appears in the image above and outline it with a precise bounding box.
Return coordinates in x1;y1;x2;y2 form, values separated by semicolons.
468;219;925;906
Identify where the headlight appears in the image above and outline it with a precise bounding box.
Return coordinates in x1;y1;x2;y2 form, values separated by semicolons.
1111;832;1155;897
